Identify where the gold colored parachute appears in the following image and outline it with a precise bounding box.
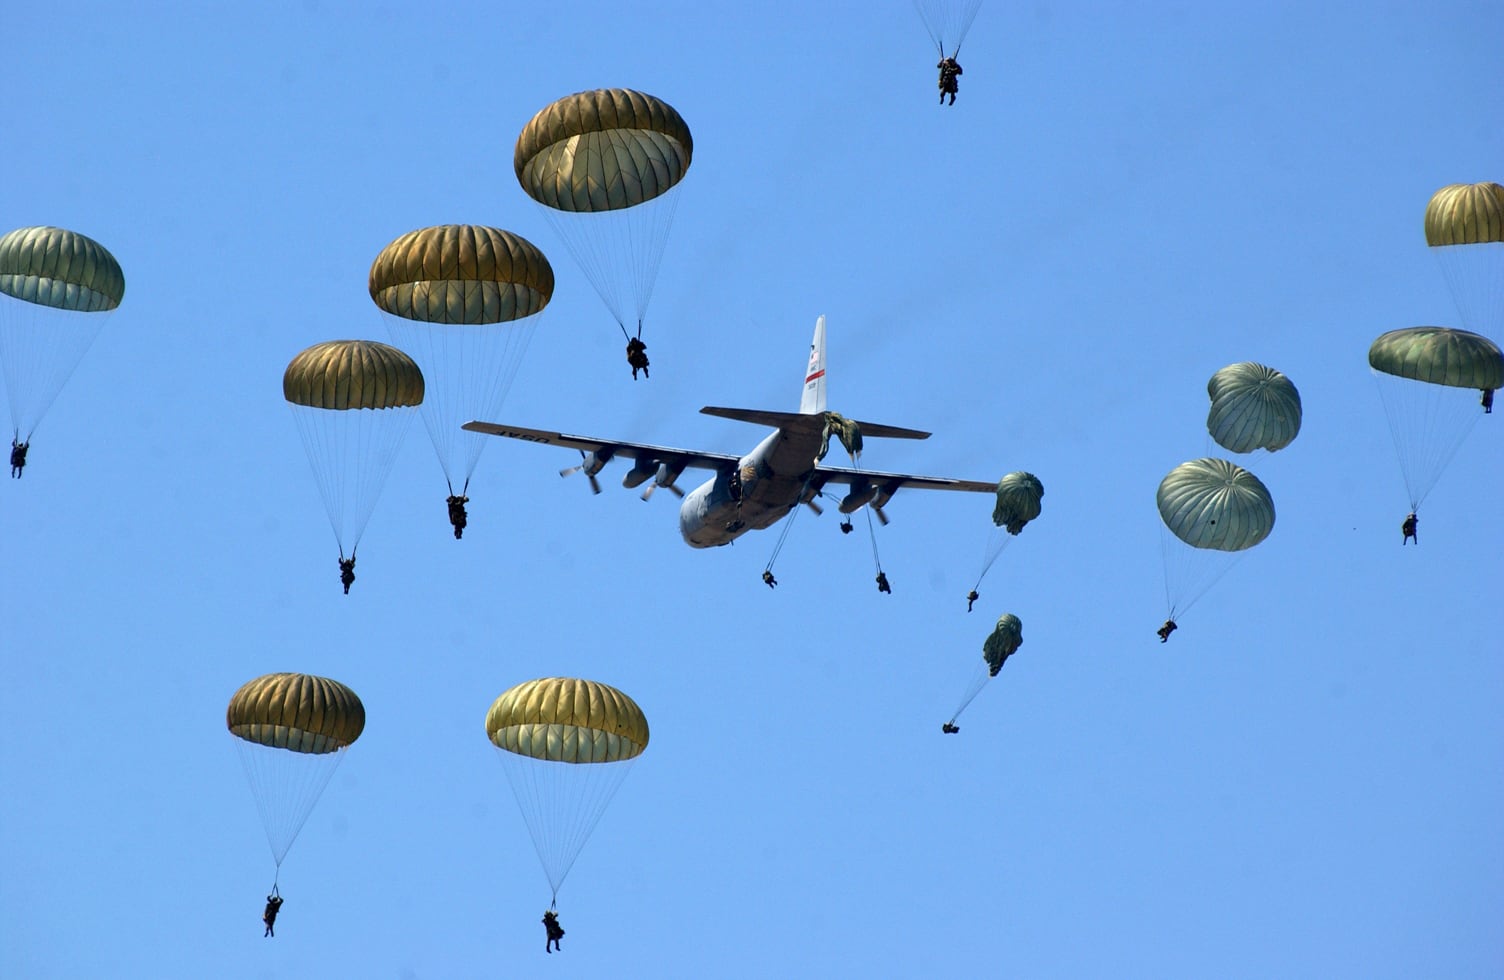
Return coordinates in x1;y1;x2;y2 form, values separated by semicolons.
513;89;693;347
1425;182;1504;247
227;673;366;753
0;225;125;312
369;225;554;325
1205;362;1302;455
514;90;693;213
485;677;649;902
283;340;425;410
486;677;648;764
227;672;365;869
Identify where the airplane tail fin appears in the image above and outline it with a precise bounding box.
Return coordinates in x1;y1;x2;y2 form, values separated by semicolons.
800;315;827;415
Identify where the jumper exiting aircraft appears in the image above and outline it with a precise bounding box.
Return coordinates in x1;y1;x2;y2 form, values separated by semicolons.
464;316;996;548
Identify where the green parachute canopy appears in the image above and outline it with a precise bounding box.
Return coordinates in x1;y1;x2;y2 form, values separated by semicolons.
0;225;124;312
1206;362;1302;454
1368;326;1504;390
983;614;1023;676
1157;458;1275;553
992;472;1044;534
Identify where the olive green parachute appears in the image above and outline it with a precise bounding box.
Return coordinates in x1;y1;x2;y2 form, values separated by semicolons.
486;677;648;764
992;472;1044;534
0;225;125;312
1205;362;1302;454
983;613;1023;676
284;341;424;562
283;340;425;409
1157;458;1275;553
369;225;554;325
227;673;366;753
513;89;693;344
0;226;125;442
1425;182;1504;247
1368;327;1504;389
228;672;365;869
1368;326;1502;510
486;677;649;902
514;90;693;213
946;611;1023;728
816;412;864;464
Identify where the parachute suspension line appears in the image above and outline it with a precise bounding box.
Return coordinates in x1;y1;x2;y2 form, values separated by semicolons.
765;470;817;574
865;505;883;575
948;659;992;726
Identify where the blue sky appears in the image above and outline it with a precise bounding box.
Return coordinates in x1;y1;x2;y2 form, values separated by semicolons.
2;3;1501;978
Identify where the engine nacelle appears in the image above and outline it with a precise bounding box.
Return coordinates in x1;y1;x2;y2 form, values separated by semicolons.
622;459;657;489
838;483;880;515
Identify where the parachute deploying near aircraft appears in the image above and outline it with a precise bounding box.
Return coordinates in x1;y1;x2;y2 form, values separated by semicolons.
485;677;648;906
227;672;365;876
1425;182;1504;337
945;612;1023;731
1205;362;1302;455
514;88;692;357
1157;458;1275;627
968;472;1043;608
0;225;124;449
284;340;423;574
370;225;554;535
1368;326;1502;511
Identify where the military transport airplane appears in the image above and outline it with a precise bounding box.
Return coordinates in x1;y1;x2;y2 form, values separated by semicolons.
463;316;996;548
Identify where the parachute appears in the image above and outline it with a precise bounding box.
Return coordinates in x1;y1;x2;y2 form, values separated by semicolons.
0;225;124;445
945;612;1022;729
284;340;423;565
1425;182;1504;338
913;0;984;58
1368;326;1503;511
485;677;648;905
1157;458;1275;624
514;89;692;350
968;472;1043;606
369;225;554;531
1205;362;1302;455
227;672;365;874
816;412;863;464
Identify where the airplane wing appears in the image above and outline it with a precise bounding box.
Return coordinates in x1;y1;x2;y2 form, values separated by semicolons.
460;421;739;471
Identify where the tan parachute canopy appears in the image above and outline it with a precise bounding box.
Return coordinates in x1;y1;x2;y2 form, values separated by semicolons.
486;677;648;764
227;673;365;754
992;472;1044;534
1157;458;1275;552
0;225;125;311
1206;362;1303;454
283;340;425;410
1425;182;1504;246
368;225;555;324
983;614;1023;676
1368;327;1504;390
514;89;693;213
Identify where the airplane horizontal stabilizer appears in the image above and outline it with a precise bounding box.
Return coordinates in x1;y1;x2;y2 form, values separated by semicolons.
700;406;930;440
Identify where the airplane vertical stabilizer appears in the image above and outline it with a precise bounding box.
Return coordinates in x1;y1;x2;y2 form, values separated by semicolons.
800;315;827;415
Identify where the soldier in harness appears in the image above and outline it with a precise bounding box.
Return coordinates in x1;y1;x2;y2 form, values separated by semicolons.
938;56;962;105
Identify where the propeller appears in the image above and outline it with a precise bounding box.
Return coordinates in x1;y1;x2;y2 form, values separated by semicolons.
560;449;612;494
641;461;686;501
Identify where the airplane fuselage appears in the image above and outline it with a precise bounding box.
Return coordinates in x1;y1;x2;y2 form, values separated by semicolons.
678;428;827;547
